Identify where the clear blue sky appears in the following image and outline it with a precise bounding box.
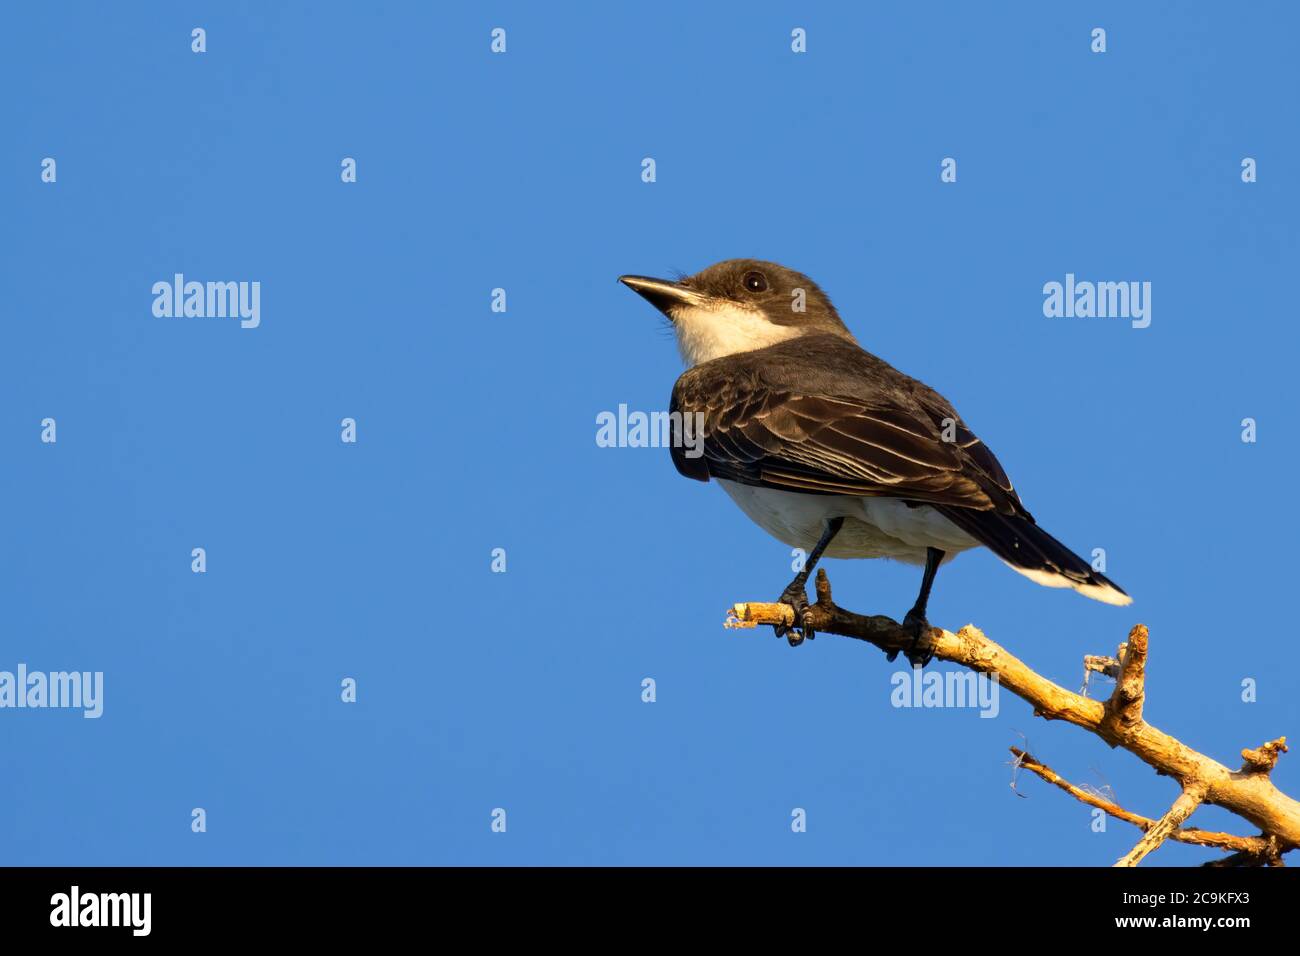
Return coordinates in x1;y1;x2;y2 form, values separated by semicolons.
2;1;1296;866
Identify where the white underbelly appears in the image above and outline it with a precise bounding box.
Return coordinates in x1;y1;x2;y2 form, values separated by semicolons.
716;480;978;565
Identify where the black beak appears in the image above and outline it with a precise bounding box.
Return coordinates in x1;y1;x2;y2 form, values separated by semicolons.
618;275;707;318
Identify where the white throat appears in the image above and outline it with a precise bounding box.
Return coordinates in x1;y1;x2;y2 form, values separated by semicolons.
671;302;802;367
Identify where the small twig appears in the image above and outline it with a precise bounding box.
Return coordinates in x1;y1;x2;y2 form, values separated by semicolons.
1011;748;1269;855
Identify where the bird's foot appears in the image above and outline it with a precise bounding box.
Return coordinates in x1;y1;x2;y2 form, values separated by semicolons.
774;579;815;646
889;610;935;667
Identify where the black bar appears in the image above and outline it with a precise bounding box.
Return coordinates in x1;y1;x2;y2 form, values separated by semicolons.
0;866;1291;940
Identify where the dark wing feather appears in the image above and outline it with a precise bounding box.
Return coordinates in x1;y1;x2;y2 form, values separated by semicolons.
669;335;1027;517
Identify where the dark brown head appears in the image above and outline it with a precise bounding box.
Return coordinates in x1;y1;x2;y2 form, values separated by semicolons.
620;259;854;366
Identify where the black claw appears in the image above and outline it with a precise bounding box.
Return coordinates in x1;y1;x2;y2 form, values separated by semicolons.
771;519;845;648
775;580;811;646
899;547;943;667
901;611;934;668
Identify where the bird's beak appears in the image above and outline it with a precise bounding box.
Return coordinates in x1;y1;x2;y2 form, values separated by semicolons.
618;275;707;319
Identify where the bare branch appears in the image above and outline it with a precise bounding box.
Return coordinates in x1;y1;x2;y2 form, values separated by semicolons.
1010;747;1270;856
1115;786;1205;867
1203;838;1287;867
726;569;1300;862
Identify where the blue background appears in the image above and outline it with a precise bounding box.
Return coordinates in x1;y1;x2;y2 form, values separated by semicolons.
3;1;1296;866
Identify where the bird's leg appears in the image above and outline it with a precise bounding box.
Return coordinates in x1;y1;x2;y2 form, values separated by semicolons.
889;547;944;667
775;517;844;645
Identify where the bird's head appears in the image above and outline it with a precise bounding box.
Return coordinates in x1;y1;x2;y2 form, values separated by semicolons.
619;258;855;367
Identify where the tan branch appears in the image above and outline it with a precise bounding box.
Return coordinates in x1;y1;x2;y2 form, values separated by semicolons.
1204;838;1287;867
1115;786;1206;867
726;569;1300;861
1009;748;1271;856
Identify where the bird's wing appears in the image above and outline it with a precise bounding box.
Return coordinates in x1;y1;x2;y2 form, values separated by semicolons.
669;344;1025;516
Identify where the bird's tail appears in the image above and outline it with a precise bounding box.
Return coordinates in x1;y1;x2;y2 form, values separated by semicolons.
936;507;1132;607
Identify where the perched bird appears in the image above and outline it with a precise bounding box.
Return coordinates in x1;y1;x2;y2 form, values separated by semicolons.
620;259;1130;663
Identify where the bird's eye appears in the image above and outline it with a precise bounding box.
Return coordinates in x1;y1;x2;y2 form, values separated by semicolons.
743;271;768;293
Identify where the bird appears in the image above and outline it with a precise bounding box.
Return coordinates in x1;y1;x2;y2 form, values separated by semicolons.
619;258;1130;664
